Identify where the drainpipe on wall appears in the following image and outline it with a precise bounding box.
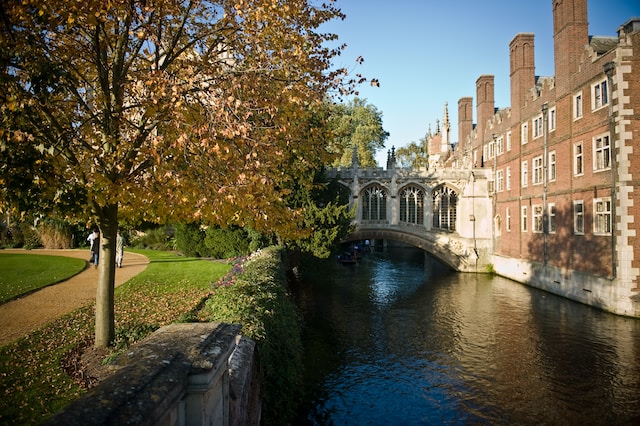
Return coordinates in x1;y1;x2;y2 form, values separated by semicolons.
470;171;478;269
492;133;498;255
541;103;549;265
604;61;617;279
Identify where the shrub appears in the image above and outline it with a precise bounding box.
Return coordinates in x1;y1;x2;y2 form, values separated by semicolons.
174;223;208;257
204;226;250;259
130;226;174;251
175;223;268;259
205;247;303;425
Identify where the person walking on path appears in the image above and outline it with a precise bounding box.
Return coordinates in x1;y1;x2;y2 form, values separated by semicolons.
87;229;97;249
115;231;125;268
90;230;100;268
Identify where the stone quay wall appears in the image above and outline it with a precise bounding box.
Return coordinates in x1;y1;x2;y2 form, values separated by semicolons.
46;322;261;426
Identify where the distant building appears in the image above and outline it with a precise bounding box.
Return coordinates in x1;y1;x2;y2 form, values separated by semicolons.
442;0;640;316
425;103;453;170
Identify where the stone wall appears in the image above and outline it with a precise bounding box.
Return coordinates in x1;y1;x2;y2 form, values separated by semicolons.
493;254;640;318
46;323;260;426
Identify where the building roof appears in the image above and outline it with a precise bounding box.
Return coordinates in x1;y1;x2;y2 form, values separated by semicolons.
588;36;618;55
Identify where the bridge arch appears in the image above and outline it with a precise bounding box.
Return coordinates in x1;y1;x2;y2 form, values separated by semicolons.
343;226;475;272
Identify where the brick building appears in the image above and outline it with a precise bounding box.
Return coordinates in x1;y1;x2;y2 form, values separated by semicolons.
444;0;640;317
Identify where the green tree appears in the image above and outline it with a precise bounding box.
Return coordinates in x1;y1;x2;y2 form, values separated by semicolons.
328;97;389;168
396;137;429;169
0;0;369;347
280;167;354;258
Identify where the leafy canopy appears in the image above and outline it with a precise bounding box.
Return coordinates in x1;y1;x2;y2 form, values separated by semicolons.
396;138;429;169
0;0;367;238
0;0;376;347
327;97;389;168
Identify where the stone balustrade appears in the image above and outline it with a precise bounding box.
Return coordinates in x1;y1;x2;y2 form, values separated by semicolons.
46;322;260;426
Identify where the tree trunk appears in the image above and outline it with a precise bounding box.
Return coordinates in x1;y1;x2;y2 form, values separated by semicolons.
94;203;119;348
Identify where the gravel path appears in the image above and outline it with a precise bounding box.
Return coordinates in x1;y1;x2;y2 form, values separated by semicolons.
0;249;149;346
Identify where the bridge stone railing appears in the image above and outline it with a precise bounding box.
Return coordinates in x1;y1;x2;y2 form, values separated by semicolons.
326;165;479;182
46;323;261;426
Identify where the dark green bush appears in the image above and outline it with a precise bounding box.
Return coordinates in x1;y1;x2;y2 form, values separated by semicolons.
175;223;269;258
204;226;250;259
205;247;303;425
174;223;208;257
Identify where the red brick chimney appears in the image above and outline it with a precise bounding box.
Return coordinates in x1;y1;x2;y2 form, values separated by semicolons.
476;75;495;146
457;97;473;151
552;0;588;96
509;33;535;119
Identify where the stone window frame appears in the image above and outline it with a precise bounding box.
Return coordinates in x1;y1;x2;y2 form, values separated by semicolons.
593;197;612;235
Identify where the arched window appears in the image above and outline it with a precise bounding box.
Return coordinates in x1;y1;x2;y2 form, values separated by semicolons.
433;186;458;231
361;185;387;221
399;185;424;225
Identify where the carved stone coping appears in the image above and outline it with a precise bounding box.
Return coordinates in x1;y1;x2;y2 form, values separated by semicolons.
46;323;243;426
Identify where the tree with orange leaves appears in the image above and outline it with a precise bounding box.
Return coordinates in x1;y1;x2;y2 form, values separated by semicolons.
0;0;372;347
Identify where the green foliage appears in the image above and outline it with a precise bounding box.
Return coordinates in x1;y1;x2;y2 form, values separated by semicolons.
280;170;354;259
0;220;42;249
204;226;250;259
396;138;430;169
0;102;82;218
0;250;230;425
130;226;175;251
295;201;354;258
175;222;269;259
0;253;85;303
112;323;160;352
328;98;389;168
174;223;207;257
205;247;303;425
1;216;87;249
247;228;272;253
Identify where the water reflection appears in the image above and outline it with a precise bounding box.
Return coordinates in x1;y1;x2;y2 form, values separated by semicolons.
294;246;640;425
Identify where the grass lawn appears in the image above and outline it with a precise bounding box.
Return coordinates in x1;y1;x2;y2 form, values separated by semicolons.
0;253;86;303
0;249;230;425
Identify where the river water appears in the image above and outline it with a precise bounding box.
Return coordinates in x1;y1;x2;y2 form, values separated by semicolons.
292;246;640;425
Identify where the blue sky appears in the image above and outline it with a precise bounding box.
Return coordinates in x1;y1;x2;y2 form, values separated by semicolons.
323;0;640;166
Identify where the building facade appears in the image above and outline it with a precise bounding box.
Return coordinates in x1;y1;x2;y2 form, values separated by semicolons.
443;0;640;317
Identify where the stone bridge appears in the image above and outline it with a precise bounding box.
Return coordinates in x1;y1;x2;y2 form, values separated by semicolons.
326;164;494;273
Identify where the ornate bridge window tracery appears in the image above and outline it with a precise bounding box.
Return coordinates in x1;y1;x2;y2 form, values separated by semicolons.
433;185;458;231
361;184;388;222
399;185;424;225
